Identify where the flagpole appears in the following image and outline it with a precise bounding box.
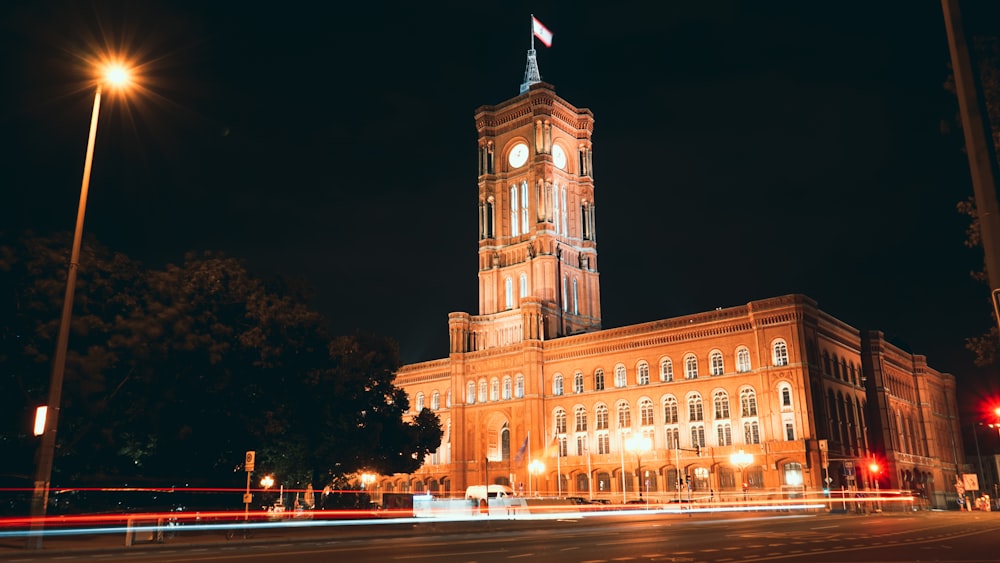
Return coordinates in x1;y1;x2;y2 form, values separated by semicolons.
530;14;535;50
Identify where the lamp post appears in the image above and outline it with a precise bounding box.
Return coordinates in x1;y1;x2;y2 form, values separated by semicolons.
529;459;545;497
869;461;881;513
27;62;132;550
626;434;652;504
730;450;754;502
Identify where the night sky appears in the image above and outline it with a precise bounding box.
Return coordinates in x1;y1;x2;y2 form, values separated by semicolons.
1;2;996;410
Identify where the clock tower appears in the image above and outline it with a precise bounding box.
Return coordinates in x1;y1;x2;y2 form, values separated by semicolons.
468;50;600;346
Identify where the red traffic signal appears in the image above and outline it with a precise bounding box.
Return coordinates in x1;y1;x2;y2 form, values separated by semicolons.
869;462;880;474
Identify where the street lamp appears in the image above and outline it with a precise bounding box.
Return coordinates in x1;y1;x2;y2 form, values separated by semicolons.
730;450;754;501
626;434;653;503
28;61;132;550
529;459;545;497
869;461;881;513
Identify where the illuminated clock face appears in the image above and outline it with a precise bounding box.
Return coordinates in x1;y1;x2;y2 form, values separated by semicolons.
508;143;529;168
552;144;566;170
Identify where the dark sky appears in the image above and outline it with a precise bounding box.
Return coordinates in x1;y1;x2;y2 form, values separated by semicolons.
1;2;997;410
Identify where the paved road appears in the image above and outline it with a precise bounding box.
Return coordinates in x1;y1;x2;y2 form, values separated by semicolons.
1;510;998;562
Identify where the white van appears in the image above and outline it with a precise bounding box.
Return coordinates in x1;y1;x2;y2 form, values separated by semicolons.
465;484;514;501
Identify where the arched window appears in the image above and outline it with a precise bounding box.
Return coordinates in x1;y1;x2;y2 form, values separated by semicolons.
431;391;440;410
554;408;567;434
779;383;793;409
684;355;699;379
713;390;730;419
709;350;724;376
572;278;579;315
740;388;758;417
519;273;528;299
573;371;584;394
783;462;804;486
575;406;588;432
510;184;520;236
662;396;679;424
595;404;609;430
562;276;568;312
688;394;704;422
515;375;525;398
637;361;650;385
504;276;514;310
736;347;751;373
553;374;564;396
617;401;631;429
490;378;499;401
502;377;512;400
614;364;627;388
594;369;605;391
660;358;674;382
446;390;452;408
415;392;425;412
467;382;476;404
478;380;487;403
773;339;789;366
640;398;654;426
521;180;529;235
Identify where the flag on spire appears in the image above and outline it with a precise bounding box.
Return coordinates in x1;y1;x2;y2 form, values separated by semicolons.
532;16;553;47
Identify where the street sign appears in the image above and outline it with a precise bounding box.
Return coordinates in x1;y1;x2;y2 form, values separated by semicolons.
819;440;829;469
245;451;255;473
962;473;979;492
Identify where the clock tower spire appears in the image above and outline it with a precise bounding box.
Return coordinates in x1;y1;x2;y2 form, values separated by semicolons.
467;80;600;347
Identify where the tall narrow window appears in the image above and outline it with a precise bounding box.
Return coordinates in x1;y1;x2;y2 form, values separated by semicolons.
575;406;588;432
561;185;568;236
664;427;679;449
595;404;609;430
598;432;610;454
562;276;568;311
688;394;704;422
713;391;730;419
773;339;789;366
740;388;758;417
510;185;519;237
515;375;525;398
490;378;499;401
521;180;529;233
431;391;440;410
617;402;631;429
574;371;584;394
710;350;724;376
717;423;732;446
637;362;650;385
502;377;512;400
640;399;654;426
467;382;476;404
663;396;678;424
594;369;605;391
519;273;528;299
555;409;567;434
553;374;564;396
744;420;760;444
691;425;706;448
780;384;792;408
504;276;513;310
553;182;560;233
614;364;627;388
684;355;699;379
736;347;751;373
660;358;674;382
479;380;487;403
415;392;425;412
572;278;579;315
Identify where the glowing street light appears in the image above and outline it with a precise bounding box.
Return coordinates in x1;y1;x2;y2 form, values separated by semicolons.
529;459;545;497
869;461;882;513
626;434;653;503
730;450;754;501
28;60;133;550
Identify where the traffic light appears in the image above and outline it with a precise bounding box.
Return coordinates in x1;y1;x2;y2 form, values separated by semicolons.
869;461;880;475
695;445;701;457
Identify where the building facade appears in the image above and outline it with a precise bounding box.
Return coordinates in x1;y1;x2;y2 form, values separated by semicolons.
385;57;965;510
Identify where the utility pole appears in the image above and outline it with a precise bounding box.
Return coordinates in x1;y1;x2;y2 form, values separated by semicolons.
942;0;1000;337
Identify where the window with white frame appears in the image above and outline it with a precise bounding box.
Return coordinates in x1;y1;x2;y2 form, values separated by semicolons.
431;391;440;410
467;382;476;404
684;355;699;379
553;374;564;396
717;422;733;446
617;401;631;429
594;369;605;391
479;380;487;403
415;392;425;412
504;276;513;310
640;398;654;426
490;378;499;401
744;420;760;444
561;185;568;236
519;273;528;299
510;184;520;236
553;182;560;234
521;180;529;233
736;347;751;373
660;358;674;382
713;390;730;419
555;408;567;434
575;406;588;432
574;371;584;394
597;432;610;454
576;434;587;456
663;396;679;424
562;275;568;312
557;434;567;457
614;364;627;388
446;390;452;408
664;426;679;449
515;375;525;398
502;377;512;400
637;361;650;385
595;404;609;430
773;339;789;366
690;424;706;448
688;393;704;422
780;384;792;409
782;412;795;441
740;388;758;417
710;350;724;376
572;278;579;315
